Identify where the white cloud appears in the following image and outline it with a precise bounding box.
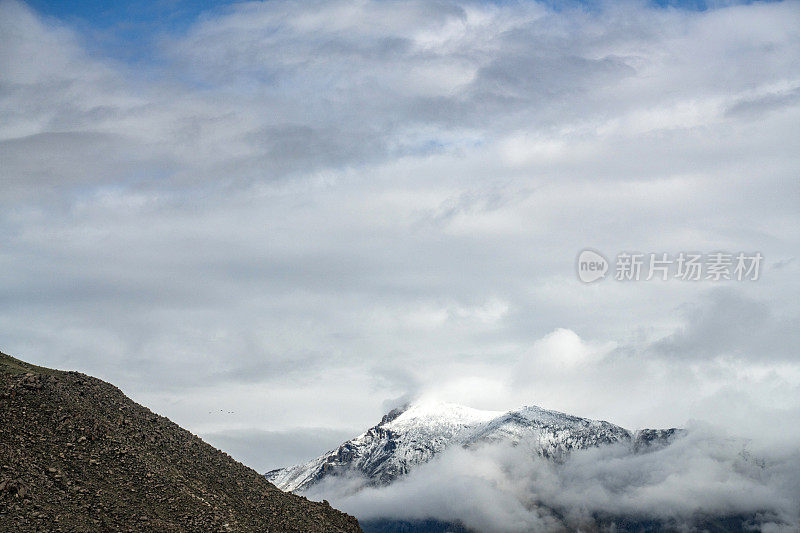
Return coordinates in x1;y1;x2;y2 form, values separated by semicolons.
308;427;800;532
312;428;800;531
524;327;616;370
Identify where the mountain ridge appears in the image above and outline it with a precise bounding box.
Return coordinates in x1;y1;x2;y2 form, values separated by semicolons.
266;400;681;493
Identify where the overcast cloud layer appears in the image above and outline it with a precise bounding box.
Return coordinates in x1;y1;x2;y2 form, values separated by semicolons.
1;0;799;480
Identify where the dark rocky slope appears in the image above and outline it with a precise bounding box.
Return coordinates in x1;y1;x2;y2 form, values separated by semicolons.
0;351;362;532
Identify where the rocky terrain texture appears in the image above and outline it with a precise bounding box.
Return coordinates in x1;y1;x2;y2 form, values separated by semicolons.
267;401;681;492
0;351;362;532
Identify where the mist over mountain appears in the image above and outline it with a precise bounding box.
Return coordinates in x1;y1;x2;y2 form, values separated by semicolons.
267;401;680;493
269;401;800;532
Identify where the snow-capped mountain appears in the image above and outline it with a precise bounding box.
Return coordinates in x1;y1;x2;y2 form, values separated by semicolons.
266;401;680;492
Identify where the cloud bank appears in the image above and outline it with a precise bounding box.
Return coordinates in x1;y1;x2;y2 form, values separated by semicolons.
310;428;800;532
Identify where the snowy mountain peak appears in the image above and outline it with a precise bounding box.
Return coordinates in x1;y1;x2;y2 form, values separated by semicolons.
266;400;680;493
380;401;502;430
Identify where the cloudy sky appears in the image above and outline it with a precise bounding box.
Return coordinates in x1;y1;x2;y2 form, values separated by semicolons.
1;0;799;474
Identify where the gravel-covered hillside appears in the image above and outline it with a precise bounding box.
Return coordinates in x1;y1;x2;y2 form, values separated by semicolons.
0;351;362;532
